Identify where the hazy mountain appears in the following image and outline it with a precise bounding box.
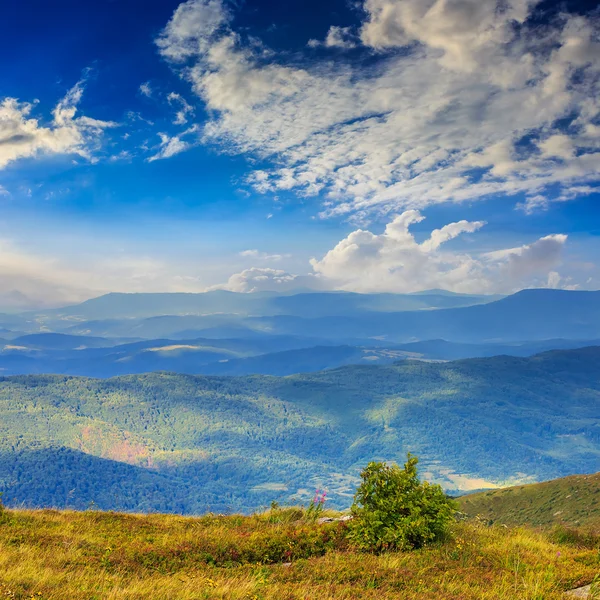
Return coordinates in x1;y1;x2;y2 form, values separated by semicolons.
246;289;600;343
387;338;600;360
0;289;598;378
0;333;349;377
23;289;594;343
11;333;126;349
194;345;404;376
1;332;599;378
34;289;499;321
2;290;597;345
0;347;598;513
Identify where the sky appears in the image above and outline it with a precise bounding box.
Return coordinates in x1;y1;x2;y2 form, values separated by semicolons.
0;0;599;308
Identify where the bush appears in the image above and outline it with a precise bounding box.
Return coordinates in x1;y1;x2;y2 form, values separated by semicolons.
348;454;456;552
550;525;600;550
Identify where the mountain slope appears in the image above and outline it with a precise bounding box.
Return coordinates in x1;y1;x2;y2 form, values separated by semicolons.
458;472;600;528
0;347;598;513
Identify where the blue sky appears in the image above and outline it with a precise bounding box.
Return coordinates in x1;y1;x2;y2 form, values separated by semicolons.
0;0;599;308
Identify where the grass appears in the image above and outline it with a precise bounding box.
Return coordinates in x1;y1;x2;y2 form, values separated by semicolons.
0;507;598;599
458;472;600;529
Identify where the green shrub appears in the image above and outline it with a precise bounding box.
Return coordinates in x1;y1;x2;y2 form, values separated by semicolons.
0;493;6;525
348;454;456;552
550;525;600;549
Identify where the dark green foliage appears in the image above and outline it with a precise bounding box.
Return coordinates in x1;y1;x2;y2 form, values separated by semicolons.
550;525;600;550
348;456;455;552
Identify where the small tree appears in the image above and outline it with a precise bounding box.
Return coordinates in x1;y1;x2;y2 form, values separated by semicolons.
348;454;455;552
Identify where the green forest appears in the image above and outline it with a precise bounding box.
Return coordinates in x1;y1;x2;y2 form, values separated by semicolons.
0;347;598;513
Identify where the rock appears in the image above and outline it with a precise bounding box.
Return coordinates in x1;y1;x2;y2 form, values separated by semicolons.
317;515;353;524
565;584;593;598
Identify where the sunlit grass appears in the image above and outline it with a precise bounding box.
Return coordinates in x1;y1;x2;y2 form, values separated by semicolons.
0;508;598;599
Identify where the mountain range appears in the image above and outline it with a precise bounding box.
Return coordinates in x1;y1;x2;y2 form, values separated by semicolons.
0;288;599;378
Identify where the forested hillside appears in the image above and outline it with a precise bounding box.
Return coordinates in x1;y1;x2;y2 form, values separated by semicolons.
0;347;598;513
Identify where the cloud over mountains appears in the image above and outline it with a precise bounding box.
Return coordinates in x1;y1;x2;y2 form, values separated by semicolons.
0;0;597;307
218;210;570;294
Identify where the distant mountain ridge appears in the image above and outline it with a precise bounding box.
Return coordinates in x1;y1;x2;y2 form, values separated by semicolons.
1;332;599;377
0;288;593;343
0;288;598;378
31;289;501;320
244;289;600;343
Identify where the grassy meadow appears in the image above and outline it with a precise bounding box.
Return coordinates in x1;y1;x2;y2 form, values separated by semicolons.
0;507;598;600
458;473;600;529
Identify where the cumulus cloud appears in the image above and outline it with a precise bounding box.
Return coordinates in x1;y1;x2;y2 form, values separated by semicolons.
311;212;571;293
484;233;567;280
213;267;325;293
309;26;357;49
0;213;584;305
0;81;116;170
310;210;490;292
360;0;532;72
220;211;575;294
156;0;230;62
155;0;600;217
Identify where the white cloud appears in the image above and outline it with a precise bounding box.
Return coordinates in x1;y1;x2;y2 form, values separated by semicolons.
360;0;532;73
309;26;357;49
484;234;568;283
309;210;490;293
156;0;600;217
0;212;587;306
0;81;116;170
156;0;230;62
538;134;575;160
518;185;596;213
139;82;153;97
212;267;325;293
239;249;289;261
147;126;199;161
217;211;574;295
167;92;194;125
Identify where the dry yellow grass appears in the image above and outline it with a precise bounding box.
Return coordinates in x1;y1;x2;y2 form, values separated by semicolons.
0;508;598;599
